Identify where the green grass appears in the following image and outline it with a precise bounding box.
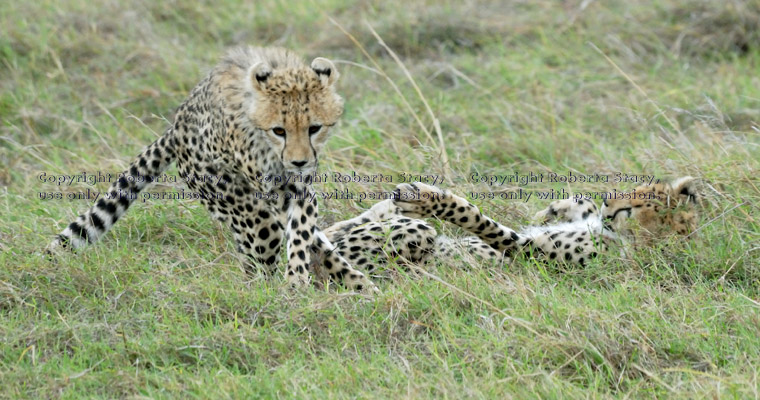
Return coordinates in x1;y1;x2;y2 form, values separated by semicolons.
2;0;759;398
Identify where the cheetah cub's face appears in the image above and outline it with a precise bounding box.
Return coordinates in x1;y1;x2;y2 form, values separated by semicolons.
249;58;344;173
602;176;700;243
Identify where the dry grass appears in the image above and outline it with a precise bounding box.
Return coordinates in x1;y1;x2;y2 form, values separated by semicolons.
1;0;759;398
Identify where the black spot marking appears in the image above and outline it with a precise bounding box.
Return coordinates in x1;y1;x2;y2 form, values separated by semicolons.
89;213;105;231
68;222;89;242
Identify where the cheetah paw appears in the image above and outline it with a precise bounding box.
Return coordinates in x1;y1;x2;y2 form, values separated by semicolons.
286;272;311;289
353;279;380;296
392;182;446;218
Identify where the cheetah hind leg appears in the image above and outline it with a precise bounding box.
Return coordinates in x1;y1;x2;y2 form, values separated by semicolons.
393;182;528;257
320;197;439;274
312;231;380;294
327;217;438;273
320;199;406;243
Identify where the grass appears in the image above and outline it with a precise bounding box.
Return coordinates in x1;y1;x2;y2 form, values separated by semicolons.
1;0;759;398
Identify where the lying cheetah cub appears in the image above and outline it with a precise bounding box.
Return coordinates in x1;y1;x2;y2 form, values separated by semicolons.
319;177;700;270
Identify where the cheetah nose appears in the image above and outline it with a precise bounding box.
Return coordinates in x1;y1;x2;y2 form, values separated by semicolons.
291;160;308;168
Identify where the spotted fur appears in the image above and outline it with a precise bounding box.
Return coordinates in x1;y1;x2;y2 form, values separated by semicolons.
47;46;376;293
320;178;701;269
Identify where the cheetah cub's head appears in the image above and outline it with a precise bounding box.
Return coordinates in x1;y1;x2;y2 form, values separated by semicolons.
249;57;344;173
601;176;701;243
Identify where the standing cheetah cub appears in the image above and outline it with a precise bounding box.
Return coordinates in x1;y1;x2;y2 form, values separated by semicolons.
47;47;376;292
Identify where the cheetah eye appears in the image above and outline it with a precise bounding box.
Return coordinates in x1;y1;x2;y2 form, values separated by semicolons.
272;127;286;137
308;125;322;135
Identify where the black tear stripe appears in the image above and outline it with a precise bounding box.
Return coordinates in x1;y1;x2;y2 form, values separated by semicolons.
309;140;317;162
609;207;632;222
280;134;287;165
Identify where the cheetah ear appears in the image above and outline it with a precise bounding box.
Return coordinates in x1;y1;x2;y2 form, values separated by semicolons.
250;62;273;91
670;176;699;204
310;57;338;86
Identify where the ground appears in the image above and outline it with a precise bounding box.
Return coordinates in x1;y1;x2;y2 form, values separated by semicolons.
1;0;759;398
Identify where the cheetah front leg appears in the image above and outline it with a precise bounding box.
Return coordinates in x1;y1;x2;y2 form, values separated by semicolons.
284;189;376;292
230;205;284;276
282;195;314;287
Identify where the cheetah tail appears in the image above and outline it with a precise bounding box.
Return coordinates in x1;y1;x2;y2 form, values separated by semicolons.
47;128;177;252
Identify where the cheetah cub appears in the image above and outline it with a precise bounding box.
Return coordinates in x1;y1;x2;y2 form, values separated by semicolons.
47;47;376;292
318;177;701;269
